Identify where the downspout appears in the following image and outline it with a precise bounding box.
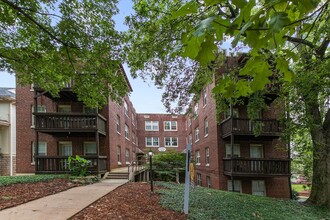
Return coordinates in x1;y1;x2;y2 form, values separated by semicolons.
230;103;235;192
287;105;293;199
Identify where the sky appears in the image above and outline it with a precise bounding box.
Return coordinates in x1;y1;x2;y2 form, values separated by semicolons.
0;0;167;114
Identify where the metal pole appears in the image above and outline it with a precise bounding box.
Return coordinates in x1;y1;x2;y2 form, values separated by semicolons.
150;154;153;192
184;144;191;215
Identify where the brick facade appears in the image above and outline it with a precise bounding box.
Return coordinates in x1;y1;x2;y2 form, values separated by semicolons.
0;154;16;176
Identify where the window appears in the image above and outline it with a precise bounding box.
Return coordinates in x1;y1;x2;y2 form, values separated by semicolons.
164;137;178;147
84;142;96;155
164;121;177;131
189;133;192;144
195;150;200;165
83;106;96;114
132;113;135;125
206;176;211;188
31;105;46;126
145;121;159;131
202;87;207;107
188;117;192;127
224;108;239;119
194;104;199;118
205;148;210;165
225;144;240;158
125;148;130;164
58;105;71;113
116;115;121;133
250;144;264;158
204;118;209;137
31;142;47;163
125;124;129;139
228;180;242;193
146;137;159;147
195;127;200;142
124;101;129;116
59;141;72;156
197;173;202;186
132;132;136;144
252;180;266;196
117;146;121;164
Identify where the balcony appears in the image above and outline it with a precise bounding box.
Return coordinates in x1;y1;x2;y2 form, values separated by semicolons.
223;158;290;177
34;113;106;135
221;117;282;138
35;155;107;174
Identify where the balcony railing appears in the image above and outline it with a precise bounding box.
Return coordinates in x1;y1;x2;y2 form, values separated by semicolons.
223;158;290;177
35;155;107;174
221;117;282;138
34;113;106;135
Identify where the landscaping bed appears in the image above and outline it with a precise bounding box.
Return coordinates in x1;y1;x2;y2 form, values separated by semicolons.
0;175;79;210
71;182;185;220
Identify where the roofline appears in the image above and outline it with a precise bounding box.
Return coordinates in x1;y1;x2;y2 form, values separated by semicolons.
119;64;133;92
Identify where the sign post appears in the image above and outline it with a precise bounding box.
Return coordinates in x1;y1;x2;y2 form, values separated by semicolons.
183;144;191;215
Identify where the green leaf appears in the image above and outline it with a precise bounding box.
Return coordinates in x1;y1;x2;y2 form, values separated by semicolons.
181;36;204;59
195;37;217;65
172;1;198;19
251;70;271;91
204;0;226;6
194;17;216;37
275;57;294;82
236;79;252;97
232;0;247;8
269;12;290;33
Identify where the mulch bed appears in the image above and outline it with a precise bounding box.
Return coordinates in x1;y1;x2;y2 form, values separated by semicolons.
0;178;79;210
70;182;185;220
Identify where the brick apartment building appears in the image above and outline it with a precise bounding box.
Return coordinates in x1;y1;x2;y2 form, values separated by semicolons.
15;57;290;198
16;72;138;174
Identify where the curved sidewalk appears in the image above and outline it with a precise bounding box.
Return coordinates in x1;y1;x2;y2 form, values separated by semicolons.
0;179;128;220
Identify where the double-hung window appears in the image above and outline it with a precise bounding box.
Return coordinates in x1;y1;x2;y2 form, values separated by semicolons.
31;142;47;163
116;115;121;133
164;137;178;147
205;147;210;165
195;150;200;165
125;124;129;139
146;137;159;147
164;121;177;131
195;127;200;142
145;121;159;131
204;118;209;137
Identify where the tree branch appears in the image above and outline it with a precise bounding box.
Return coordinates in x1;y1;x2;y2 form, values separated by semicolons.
284;35;316;48
316;37;329;58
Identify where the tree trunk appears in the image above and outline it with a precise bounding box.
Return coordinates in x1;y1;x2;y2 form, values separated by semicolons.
305;99;330;209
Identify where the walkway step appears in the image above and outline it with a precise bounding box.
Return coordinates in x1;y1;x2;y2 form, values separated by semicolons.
106;172;129;180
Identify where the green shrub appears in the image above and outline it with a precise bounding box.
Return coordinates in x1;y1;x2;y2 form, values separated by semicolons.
68;155;91;176
0;174;68;186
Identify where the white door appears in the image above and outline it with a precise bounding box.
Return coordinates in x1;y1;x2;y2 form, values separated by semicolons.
59;141;72;170
250;145;263;172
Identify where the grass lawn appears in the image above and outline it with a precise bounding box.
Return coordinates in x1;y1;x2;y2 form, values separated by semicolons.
0;174;68;186
292;184;310;193
157;182;330;220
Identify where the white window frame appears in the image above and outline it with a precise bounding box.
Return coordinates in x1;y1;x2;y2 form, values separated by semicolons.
202;87;207;107
116;115;121;134
228;180;242;193
194;104;199;118
164;121;178;131
164;137;178;147
125;148;130;164
189;133;192;144
145;137;159;147
195;150;200;165
197;173;202;186
132;132;136;144
84;141;97;156
205;147;210;166
195;127;200;142
125;124;129;140
117;145;121;165
188;117;192;127
225;144;241;158
59;141;73;156
145;121;159;131
250;144;264;158
132;113;135;125
58;105;71;113
252;180;266;196
206;176;211;188
31;142;47;164
124;101;129;116
31;105;46;127
224;108;239;119
204;118;209;137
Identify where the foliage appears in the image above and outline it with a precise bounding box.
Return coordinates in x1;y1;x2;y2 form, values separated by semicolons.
68;155;91;176
156;182;330;220
0;174;68;186
0;0;128;108
152;151;186;182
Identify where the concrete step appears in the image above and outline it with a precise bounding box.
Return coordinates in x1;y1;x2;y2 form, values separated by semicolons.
106;172;129;180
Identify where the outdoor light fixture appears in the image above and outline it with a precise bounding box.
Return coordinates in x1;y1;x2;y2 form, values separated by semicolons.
148;150;154;192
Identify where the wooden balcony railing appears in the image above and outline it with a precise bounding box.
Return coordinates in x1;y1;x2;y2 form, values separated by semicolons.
223;158;290;177
34;113;106;135
35;155;107;174
221;117;282;138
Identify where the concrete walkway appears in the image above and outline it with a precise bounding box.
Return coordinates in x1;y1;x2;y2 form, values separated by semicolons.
0;179;128;220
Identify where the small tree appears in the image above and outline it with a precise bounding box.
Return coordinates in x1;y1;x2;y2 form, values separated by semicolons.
68;155;91;176
152;151;186;182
